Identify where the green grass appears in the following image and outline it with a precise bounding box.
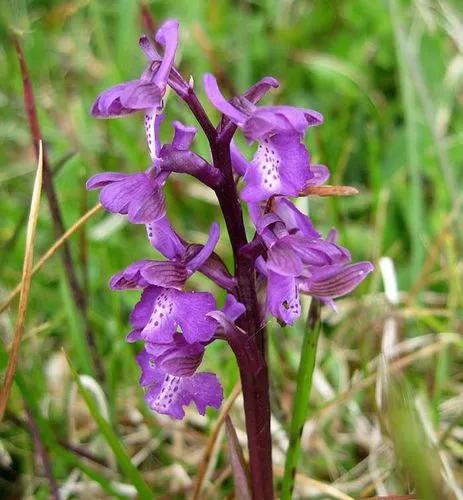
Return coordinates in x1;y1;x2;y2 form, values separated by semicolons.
1;0;462;498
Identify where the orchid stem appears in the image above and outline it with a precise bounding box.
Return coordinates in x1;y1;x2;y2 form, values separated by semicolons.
179;83;274;498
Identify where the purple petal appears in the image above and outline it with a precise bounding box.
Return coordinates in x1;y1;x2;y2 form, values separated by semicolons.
91;80;161;118
145;334;205;377
171;121;197;150
94;171;166;224
136;349;162;385
110;259;153;290
145;111;164;161
302;262;374;299
186;222;220;273
266;272;301;325
243;76;280;104
267;238;304;276
86;172;129;190
241;133;312;202
144;369;223;419
242;105;323;141
288;235;351;267
273;198;320;239
146;216;186;259
153;19;179;87
130;287;162;329
203;74;247;124
174;291;217;343
140;288;179;343
139;261;188;289
307;164;330;186
222;294;246;322
303;108;324;126
119;82;163;110
139;35;160;61
230;141;250;176
184;246;236;291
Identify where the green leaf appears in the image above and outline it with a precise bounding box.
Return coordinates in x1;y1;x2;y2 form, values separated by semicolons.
281;299;322;500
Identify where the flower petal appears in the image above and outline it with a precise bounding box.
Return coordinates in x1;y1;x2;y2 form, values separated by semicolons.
186;222;220;273
241;134;311;202
171;121;197;150
144;370;223;419
140;261;188;289
92;171;166;224
302;262;374;299
154;19;179;87
145;334;205;377
86;172;129;190
110;259;153;290
203;73;247;124
266;272;301;325
174;291;217;343
146;216;186;259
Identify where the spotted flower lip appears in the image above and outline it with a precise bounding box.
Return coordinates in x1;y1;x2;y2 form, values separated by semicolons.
137;349;222;420
205;73;323;202
90;19;178;118
203;73;323;142
127;285;217;344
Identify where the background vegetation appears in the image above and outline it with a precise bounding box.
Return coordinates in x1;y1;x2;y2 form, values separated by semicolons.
0;0;462;498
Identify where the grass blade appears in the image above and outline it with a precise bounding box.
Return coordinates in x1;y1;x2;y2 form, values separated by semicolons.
0;141;43;422
281;299;322;500
67;356;153;499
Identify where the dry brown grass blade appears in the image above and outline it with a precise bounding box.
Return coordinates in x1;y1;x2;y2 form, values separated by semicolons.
0;203;102;315
224;415;251;500
300;185;359;197
191;383;241;500
273;465;355;500
0;142;43;422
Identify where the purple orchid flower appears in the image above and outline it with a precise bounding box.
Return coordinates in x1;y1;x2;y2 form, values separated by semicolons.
91;20;178;120
86;118;203;224
251;200;373;323
204;74;324;202
111;223;221;344
88;19;374;495
136;349;222;420
134;294;244;419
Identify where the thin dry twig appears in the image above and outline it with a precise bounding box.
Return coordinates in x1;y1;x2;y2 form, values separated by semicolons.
0;204;102;315
191;383;242;500
0;142;43;422
301;185;359;197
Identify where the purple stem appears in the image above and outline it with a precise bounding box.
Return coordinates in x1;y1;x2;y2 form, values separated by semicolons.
159;149;223;187
179;87;274;499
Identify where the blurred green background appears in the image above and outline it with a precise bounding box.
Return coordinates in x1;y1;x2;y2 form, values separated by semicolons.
0;0;462;498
